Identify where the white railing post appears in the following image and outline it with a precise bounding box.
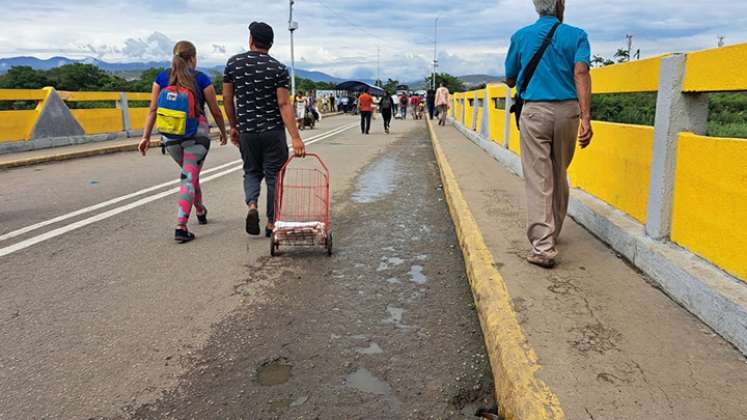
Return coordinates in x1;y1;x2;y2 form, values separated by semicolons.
471;94;479;131
480;89;491;139
118;92;131;136
503;86;513;148
645;54;709;240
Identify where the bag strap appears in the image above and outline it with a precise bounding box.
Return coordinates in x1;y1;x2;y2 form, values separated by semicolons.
519;21;561;96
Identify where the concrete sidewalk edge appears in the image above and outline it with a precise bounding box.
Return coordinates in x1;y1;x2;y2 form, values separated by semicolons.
0;139;165;170
0;113;345;170
427;118;566;420
451;118;747;357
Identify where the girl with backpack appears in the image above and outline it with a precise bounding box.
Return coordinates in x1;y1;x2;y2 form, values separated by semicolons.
138;41;227;243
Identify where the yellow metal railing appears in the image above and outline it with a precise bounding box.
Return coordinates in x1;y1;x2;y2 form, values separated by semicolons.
448;42;747;283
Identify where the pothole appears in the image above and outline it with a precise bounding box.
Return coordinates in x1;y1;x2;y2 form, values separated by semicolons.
256;358;292;386
345;367;392;395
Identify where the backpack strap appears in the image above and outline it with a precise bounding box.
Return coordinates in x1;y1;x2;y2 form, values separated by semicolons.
519;21;561;96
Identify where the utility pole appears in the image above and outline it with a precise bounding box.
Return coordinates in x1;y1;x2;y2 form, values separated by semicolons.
289;0;299;98
625;34;633;62
377;45;380;85
718;35;725;48
433;16;440;90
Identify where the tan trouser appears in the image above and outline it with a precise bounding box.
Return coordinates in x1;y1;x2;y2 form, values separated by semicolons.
519;101;580;259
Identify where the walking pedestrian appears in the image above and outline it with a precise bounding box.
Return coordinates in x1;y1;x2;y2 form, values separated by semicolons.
435;82;451;126
138;41;228;243
399;93;409;119
505;0;593;268
223;21;306;238
358;88;373;135
379;90;394;134
391;92;399;117
295;92;307;130
426;88;436;120
410;94;421;120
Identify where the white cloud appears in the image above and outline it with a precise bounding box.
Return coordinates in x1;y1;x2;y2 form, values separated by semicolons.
0;0;745;80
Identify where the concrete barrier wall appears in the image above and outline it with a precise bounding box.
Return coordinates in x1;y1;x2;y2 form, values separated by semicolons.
568;122;654;223
672;133;747;281
450;42;747;284
0;88;228;148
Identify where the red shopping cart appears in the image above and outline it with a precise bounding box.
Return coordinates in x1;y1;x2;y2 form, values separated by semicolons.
270;153;332;256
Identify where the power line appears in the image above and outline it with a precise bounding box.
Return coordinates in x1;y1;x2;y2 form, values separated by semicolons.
312;0;388;44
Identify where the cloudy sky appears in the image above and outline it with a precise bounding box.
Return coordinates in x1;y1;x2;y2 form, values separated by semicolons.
1;0;745;80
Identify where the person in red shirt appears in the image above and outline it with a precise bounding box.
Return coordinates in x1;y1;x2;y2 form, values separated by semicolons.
410;94;421;120
358;89;374;135
399;93;409;119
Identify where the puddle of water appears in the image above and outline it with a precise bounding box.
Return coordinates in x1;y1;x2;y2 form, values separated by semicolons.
356;342;384;355
290;396;308;407
378;256;405;272
256;359;292;386
382;306;407;328
269;399;292;410
352;158;398;204
409;265;428;284
345;367;392;395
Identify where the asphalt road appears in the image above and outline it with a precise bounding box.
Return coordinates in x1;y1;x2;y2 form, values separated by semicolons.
0;116;494;419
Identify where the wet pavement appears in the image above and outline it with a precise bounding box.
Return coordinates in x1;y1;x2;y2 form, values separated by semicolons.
126;124;495;419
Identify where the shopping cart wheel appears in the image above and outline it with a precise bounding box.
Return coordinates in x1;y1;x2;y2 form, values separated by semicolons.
270;238;278;257
326;232;333;256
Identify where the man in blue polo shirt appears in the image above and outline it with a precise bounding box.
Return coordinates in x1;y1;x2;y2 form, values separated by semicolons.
505;0;593;268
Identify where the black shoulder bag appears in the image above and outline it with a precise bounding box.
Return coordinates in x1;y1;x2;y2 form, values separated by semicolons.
510;22;561;129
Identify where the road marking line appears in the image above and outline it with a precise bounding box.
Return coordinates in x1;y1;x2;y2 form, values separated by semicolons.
0;123;357;257
0;123;356;243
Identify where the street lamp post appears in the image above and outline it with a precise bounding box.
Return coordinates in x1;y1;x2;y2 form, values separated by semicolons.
289;0;299;98
433;16;439;90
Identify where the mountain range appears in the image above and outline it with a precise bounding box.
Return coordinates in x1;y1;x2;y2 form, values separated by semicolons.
0;56;502;87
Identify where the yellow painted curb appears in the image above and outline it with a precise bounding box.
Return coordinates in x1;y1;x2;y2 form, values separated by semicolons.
426;118;565;420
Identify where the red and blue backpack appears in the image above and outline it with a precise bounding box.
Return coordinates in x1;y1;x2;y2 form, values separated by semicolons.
156;85;200;140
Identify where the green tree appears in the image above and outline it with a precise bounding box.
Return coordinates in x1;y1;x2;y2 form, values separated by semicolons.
424;72;466;92
613;49;630;63
0;66;49;89
45;63;124;91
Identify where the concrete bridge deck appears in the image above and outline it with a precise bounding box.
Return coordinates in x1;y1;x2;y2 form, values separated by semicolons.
0;114;746;419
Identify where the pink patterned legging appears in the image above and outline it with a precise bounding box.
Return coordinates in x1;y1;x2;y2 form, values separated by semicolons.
166;141;208;225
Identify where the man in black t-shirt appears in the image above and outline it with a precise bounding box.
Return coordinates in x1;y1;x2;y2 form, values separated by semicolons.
223;22;305;238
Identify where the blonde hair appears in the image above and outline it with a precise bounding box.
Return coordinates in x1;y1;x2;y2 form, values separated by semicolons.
169;41;201;116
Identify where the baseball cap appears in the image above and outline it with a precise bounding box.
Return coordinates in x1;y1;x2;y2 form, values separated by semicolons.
249;21;274;46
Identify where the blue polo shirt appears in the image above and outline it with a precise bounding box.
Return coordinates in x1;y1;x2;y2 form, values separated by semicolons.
505;16;591;102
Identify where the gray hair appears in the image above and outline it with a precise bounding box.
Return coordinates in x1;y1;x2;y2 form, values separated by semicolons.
532;0;558;15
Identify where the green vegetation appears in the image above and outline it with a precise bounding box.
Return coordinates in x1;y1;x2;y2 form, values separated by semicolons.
294;78;337;94
0;64;334;110
591;93;657;126
591;92;747;138
588;53;747;139
424;73;467;93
